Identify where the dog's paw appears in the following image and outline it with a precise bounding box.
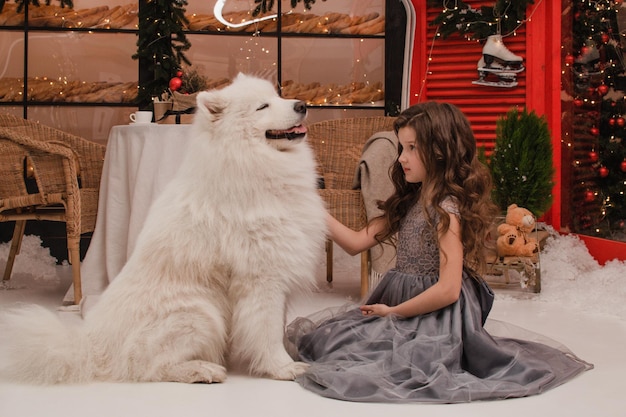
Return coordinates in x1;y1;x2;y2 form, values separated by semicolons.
164;360;227;384
268;361;310;381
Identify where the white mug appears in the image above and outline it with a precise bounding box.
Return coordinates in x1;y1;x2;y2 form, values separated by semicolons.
130;111;153;124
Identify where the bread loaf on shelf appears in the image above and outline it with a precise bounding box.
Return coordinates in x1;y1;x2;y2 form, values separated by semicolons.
0;3;383;34
0;3;19;26
184;9;384;35
0;77;138;103
0;74;384;106
281;80;384;105
0;3;138;29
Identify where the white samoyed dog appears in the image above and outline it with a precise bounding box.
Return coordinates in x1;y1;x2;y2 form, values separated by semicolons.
0;73;327;384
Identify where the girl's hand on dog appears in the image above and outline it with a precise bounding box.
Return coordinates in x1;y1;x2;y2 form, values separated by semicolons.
360;303;393;317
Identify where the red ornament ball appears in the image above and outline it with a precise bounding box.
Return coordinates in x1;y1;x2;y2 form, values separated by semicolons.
584;190;595;203
599;166;609;178
618;117;626;127
597;84;609;96
169;77;182;91
565;54;575;65
601;33;610;44
609;118;616;126
621;160;626;172
589;151;599;162
590;126;600;136
573;98;584;107
176;70;183;78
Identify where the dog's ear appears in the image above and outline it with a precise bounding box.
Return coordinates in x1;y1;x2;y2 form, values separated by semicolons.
196;91;224;118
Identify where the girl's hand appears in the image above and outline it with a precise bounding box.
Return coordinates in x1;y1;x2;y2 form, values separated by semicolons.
360;303;393;317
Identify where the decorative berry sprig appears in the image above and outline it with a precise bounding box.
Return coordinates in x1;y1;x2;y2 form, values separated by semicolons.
169;71;183;92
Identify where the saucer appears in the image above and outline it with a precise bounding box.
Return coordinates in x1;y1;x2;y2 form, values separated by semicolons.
129;121;154;125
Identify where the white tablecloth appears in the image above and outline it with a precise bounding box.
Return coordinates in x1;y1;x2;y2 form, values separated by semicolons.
64;124;192;305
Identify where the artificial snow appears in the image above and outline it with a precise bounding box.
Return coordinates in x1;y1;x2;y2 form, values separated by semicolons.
0;235;61;288
537;232;626;321
492;228;626;321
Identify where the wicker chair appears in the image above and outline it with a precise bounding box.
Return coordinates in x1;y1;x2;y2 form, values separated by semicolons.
307;116;397;299
0;114;106;304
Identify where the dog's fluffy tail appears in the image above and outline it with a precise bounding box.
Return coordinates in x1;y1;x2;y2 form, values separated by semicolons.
0;304;89;384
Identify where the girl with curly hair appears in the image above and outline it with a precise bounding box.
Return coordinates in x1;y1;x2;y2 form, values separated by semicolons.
287;102;591;403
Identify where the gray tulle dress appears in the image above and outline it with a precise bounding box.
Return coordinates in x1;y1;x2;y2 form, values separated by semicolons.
286;201;592;403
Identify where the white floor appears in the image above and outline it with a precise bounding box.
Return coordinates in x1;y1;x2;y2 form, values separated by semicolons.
0;242;625;417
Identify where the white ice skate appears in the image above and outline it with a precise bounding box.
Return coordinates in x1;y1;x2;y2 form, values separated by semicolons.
573;42;602;77
481;34;524;70
473;34;524;88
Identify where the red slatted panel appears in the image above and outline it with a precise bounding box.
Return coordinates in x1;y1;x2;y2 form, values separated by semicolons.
420;3;528;154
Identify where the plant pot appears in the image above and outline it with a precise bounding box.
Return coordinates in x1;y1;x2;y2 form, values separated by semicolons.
153;100;173;122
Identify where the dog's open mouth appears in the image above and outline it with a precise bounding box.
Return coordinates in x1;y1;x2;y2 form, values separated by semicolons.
266;125;307;140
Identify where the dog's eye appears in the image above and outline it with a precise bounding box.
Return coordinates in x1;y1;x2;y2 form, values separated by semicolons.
256;103;269;111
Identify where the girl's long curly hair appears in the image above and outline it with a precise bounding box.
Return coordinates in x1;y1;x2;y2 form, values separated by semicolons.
375;102;498;272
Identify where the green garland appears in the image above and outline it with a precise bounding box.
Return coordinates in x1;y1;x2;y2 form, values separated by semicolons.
132;0;191;104
428;0;534;40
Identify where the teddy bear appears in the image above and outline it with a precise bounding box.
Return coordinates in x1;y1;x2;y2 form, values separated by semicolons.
496;204;539;257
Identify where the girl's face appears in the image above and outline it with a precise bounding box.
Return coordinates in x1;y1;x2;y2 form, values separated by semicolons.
397;126;426;184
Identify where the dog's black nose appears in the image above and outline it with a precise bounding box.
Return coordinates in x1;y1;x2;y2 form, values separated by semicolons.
294;101;307;114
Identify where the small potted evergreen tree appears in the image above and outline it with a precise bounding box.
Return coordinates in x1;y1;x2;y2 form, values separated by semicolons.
482;107;553;292
489;107;555;218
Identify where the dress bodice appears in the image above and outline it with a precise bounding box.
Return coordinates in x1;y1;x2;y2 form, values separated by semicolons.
394;199;458;277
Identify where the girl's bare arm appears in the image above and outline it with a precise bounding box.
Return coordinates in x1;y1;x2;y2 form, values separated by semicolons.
326;212;384;256
360;213;464;318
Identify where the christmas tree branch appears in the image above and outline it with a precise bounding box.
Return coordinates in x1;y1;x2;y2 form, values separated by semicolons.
428;0;534;40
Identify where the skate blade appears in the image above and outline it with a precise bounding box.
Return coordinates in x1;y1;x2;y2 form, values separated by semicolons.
478;66;525;74
472;79;518;88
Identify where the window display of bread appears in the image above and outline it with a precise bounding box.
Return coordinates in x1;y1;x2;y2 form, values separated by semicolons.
0;77;137;103
1;3;383;34
0;3;138;29
0;75;383;106
185;10;385;35
280;80;384;105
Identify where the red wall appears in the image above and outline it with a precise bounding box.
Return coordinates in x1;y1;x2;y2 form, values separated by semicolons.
408;0;626;263
409;2;526;154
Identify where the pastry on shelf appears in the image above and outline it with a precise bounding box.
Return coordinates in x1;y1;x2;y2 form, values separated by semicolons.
339;15;385;35
0;3;17;25
280;80;384;105
0;77;138;103
182;9;384;35
0;3;138;29
0;77;24;101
